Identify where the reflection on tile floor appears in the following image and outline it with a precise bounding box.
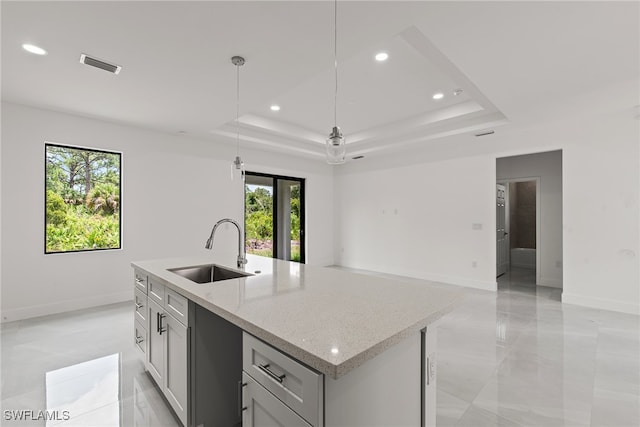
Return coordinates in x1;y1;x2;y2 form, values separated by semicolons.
1;303;180;427
1;267;639;426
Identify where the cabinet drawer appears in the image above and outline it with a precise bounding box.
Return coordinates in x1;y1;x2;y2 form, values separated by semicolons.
148;278;165;306
134;319;147;355
243;333;323;426
165;287;188;326
242;372;312;427
134;271;148;294
134;289;147;324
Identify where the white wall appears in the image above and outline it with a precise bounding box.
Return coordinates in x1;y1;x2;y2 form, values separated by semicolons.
334;155;497;290
334;111;639;314
0;102;334;321
497;150;563;288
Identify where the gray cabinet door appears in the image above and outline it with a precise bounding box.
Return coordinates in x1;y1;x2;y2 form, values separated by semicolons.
147;300;164;386
242;373;311;427
164;313;188;427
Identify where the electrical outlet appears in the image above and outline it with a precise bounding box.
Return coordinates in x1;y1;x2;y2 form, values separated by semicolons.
472;223;483;230
472;261;477;268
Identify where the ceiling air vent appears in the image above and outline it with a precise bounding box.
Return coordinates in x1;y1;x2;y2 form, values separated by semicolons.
475;130;495;137
79;54;122;75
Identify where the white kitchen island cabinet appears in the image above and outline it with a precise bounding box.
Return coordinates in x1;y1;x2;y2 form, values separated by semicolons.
134;275;189;427
132;254;460;427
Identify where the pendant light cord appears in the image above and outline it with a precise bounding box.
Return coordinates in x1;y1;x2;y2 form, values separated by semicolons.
334;0;338;128
236;63;240;157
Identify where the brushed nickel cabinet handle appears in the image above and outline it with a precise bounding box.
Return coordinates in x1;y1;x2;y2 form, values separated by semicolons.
258;363;286;383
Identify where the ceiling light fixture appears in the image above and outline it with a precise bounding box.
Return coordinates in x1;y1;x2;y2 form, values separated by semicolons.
375;52;388;62
22;43;47;55
270;105;281;111
432;92;444;100
231;55;245;178
326;0;346;165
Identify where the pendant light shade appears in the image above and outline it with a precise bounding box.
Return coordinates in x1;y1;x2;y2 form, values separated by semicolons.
326;126;346;164
327;0;346;164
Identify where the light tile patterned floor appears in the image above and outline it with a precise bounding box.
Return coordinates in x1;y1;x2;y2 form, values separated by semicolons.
1;267;638;426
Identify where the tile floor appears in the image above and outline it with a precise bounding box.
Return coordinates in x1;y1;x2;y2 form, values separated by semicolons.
1;267;638;426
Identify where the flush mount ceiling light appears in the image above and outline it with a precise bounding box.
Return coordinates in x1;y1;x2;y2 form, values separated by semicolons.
432;92;444;100
231;55;245;177
270;105;281;111
375;52;389;62
22;43;47;55
326;0;346;165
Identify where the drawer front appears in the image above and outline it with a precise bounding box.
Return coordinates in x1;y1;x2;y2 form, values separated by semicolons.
134;289;147;324
165;287;189;326
134;319;147;355
147;278;165;306
243;333;323;426
134;271;148;294
242;372;312;427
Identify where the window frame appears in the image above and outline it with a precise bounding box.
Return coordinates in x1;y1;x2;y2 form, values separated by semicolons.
44;142;123;254
245;171;306;263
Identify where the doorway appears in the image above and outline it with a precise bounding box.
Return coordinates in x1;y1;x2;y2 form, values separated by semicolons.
245;172;305;263
496;179;540;285
496;150;563;290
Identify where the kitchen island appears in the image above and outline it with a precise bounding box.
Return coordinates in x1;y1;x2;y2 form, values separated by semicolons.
132;254;461;427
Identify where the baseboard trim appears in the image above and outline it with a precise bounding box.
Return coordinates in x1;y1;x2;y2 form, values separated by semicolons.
539;277;563;288
1;291;132;323
332;263;497;292
562;292;640;315
410;271;497;291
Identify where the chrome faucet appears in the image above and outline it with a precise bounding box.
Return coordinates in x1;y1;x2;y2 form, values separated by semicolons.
205;218;247;268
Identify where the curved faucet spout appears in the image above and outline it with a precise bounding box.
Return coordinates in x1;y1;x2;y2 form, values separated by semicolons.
205;218;247;268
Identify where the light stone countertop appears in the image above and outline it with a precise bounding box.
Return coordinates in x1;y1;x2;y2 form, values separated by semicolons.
132;254;462;379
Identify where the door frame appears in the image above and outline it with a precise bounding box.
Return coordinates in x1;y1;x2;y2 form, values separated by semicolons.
245;171;306;263
497;177;541;285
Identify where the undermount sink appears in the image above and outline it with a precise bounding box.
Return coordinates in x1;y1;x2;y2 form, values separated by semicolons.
168;264;252;284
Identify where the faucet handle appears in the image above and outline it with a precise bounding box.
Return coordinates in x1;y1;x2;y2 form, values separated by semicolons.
237;255;248;268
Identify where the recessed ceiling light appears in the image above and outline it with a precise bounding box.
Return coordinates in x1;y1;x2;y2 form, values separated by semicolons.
375;52;388;62
22;43;47;55
432;92;444;100
270;105;281;111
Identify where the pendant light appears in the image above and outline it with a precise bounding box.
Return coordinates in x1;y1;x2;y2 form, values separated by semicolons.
231;55;245;179
326;0;346;164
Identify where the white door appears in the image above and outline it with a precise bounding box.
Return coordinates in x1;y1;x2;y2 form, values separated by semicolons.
164;315;188;427
242;373;312;427
496;184;508;277
147;300;164;386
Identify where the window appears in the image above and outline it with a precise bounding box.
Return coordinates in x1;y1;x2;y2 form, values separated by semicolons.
245;172;305;263
45;143;121;253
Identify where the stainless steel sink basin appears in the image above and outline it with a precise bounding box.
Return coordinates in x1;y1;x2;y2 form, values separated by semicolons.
168;264;252;284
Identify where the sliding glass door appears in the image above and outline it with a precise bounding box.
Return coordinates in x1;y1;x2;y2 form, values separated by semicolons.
245;172;305;263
